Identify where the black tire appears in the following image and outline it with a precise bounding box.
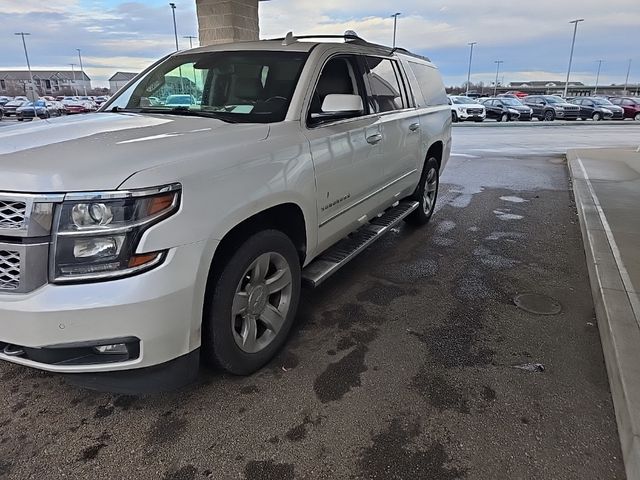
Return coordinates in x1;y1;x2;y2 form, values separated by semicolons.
592;112;602;121
451;111;458;123
544;110;555;121
17;118;23;121
405;157;439;226
202;229;301;375
634;113;640;121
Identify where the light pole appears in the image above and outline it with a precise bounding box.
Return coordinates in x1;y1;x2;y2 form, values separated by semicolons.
466;42;477;95
76;48;87;96
14;33;36;95
594;59;603;95
624;59;632;95
391;12;401;48
493;60;503;96
563;18;584;98
183;35;197;49
169;3;179;51
70;63;78;95
15;32;39;119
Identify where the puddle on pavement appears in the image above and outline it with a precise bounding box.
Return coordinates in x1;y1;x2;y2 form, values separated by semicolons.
513;363;545;373
514;293;562;315
493;209;524;221
500;196;528;203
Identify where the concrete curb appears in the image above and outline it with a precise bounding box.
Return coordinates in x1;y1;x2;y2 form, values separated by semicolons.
568;150;640;480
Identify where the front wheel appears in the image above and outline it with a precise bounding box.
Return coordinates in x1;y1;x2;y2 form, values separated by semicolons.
544;110;555;121
202;230;301;375
592;112;602;121
451;111;458;123
634;112;640;121
405;157;439;226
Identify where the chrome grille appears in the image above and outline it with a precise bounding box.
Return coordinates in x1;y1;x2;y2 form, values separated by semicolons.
467;108;483;114
0;250;20;291
0;200;26;231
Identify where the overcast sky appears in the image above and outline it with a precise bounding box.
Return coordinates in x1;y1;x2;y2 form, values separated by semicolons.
1;0;639;88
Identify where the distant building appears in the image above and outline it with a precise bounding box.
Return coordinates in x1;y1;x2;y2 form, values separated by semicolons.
109;72;138;94
0;70;91;96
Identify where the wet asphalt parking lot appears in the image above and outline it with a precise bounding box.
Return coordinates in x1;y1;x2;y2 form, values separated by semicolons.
2;124;640;479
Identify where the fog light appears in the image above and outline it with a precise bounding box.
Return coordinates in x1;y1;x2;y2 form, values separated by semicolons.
93;343;128;355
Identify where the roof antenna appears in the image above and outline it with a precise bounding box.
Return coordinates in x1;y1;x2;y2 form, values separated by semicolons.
344;30;359;42
282;31;296;46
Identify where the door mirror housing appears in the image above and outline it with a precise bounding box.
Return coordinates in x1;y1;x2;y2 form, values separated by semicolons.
321;94;364;115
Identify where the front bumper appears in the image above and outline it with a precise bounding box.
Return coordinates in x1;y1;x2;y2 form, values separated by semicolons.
458;110;486;121
556;110;579;119
0;240;208;373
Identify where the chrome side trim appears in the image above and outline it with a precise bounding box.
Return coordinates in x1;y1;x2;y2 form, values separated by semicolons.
319;169;417;227
63;183;181;202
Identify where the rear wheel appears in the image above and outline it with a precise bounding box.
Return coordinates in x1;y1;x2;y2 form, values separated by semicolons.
203;230;301;375
405;157;439;226
544;110;555;121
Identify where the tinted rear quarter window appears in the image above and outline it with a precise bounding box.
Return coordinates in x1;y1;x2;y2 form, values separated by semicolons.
407;61;447;107
365;57;406;112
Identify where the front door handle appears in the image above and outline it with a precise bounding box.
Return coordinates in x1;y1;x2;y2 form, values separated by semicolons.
409;123;420;132
366;133;383;145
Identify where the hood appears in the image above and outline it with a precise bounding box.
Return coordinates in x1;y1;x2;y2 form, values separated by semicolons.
0;112;269;193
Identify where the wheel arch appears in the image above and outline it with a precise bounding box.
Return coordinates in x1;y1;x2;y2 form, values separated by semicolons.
425;140;444;172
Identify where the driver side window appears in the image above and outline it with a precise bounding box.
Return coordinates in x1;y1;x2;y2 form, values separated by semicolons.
307;56;367;126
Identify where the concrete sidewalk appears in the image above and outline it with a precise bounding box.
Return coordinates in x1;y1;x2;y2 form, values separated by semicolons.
568;148;640;480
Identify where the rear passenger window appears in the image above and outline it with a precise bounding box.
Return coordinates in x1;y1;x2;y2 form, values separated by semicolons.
407;61;448;107
365;57;406;113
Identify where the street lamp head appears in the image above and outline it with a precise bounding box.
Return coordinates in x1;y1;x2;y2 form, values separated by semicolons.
169;2;176;8
391;12;401;17
569;18;585;24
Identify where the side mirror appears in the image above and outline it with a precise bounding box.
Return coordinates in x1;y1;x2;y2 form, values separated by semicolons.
321;94;364;115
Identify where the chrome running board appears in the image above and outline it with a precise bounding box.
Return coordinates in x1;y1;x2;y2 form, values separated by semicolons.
302;200;419;287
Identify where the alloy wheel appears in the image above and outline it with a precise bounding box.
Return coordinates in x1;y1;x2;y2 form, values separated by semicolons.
423;168;438;215
231;252;293;354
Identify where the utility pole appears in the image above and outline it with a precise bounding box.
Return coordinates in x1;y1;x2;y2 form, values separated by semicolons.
14;32;39;119
624;59;632;95
594;59;602;95
466;42;477;95
494;60;503;96
76;48;87;96
183;35;197;49
564;18;584;98
391;12;401;48
70;63;78;95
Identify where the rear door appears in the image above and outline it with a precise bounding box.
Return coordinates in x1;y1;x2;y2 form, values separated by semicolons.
363;55;421;196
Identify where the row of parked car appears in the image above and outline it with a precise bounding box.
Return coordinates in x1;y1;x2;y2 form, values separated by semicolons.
448;94;640;122
0;95;110;121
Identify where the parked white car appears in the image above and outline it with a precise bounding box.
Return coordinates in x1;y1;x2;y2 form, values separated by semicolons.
448;95;486;122
0;32;451;391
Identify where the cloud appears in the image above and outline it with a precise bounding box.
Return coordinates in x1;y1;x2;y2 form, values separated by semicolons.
1;0;638;87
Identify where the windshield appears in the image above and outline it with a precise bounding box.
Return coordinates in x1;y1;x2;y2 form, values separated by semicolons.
544;96;565;104
451;96;476;105
118;51;309;123
592;98;613;105
500;98;523;106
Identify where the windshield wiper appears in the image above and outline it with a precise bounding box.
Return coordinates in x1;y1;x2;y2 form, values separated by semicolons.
137;106;239;123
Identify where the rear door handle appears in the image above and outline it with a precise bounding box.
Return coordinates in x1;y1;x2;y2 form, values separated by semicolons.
366;133;383;145
409;123;420;132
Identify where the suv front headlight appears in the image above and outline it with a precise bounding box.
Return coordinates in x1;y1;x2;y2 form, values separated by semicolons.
51;183;181;282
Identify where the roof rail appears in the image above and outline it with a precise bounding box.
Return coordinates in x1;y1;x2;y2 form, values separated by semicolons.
277;31;368;46
272;31;431;62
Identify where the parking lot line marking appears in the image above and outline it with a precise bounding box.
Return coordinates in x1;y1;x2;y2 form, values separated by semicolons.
577;157;640;328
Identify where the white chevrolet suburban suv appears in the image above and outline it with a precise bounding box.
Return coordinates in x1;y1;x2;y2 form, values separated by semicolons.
0;33;451;391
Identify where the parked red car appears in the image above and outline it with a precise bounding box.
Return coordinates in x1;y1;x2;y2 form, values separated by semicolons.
609;97;640;120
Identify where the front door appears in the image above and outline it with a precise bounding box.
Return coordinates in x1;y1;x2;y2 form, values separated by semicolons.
303;55;384;253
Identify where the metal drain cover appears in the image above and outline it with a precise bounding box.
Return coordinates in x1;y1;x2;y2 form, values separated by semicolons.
514;293;562;315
